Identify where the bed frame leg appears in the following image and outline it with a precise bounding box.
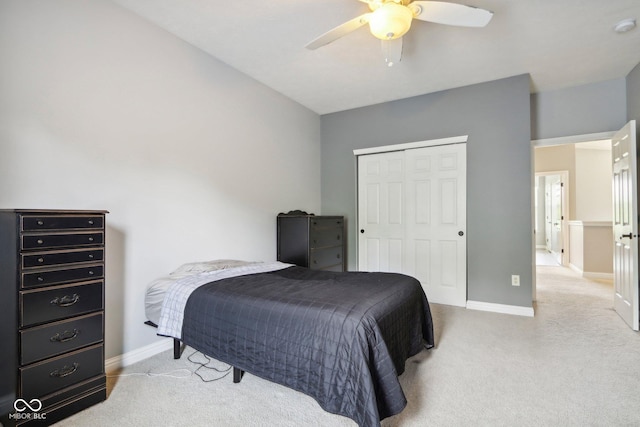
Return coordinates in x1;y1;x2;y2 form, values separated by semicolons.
173;338;183;359
233;367;244;383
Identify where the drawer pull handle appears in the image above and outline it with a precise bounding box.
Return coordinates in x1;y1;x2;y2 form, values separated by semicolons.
37;220;44;226
37;257;44;263
37;239;44;245
37;276;44;282
50;293;80;307
88;220;94;225
50;329;79;343
88;237;94;242
50;362;79;378
88;254;94;259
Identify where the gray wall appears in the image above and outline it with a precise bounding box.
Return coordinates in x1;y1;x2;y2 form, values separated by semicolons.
531;78;627;140
0;0;321;359
628;62;640;123
321;75;533;308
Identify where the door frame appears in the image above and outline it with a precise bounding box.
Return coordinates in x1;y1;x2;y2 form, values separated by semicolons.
531;130;616;302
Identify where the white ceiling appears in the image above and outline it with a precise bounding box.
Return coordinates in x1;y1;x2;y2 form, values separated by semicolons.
111;0;640;115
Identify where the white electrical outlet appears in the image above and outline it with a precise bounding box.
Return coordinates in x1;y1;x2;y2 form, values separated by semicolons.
511;275;520;286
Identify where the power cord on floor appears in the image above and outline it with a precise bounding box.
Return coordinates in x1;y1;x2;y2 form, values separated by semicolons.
187;349;232;382
107;350;232;383
107;369;192;379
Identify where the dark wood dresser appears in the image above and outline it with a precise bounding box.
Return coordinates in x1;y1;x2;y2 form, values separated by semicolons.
277;214;345;272
0;210;107;426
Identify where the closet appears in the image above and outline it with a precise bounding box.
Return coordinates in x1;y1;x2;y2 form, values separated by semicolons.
355;140;467;306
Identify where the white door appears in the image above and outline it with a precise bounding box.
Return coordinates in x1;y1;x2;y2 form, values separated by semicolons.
612;120;639;331
544;177;553;253
405;144;466;306
357;150;406;273
549;176;564;265
358;143;467;306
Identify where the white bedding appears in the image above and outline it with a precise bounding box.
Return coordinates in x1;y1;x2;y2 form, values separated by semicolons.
144;260;292;338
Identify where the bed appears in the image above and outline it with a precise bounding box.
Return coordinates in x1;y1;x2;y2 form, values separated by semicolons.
145;260;434;427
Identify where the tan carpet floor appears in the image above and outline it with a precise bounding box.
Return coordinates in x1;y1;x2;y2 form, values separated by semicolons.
55;266;640;426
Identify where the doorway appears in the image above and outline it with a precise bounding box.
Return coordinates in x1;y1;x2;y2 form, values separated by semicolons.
535;171;569;267
533;134;615;303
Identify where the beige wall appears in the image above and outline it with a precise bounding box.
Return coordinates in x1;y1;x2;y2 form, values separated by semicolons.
535;144;577;220
575;147;613;221
569;221;613;277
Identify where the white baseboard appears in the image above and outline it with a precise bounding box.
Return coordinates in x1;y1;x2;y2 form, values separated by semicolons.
105;339;173;373
583;272;614;281
466;300;534;317
569;263;613;281
569;263;583;275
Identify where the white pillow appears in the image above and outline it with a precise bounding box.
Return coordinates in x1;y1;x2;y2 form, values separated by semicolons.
169;259;256;277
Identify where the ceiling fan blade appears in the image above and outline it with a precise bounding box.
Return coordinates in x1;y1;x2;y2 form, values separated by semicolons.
306;13;373;50
410;1;493;27
381;37;403;67
358;0;383;7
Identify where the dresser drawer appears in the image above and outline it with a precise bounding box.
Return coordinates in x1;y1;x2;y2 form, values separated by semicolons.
21;312;104;365
20;281;104;327
310;228;343;249
310;246;343;270
310;217;343;230
22;248;104;269
21;215;104;231
20;344;104;399
22;232;104;250
22;264;103;288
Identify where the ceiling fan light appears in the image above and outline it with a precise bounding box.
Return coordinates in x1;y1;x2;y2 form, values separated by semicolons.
369;3;413;40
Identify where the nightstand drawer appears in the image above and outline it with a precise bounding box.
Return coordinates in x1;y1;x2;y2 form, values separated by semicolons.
22;248;104;269
310;246;343;270
310;229;343;249
21;215;104;231
22;232;104;250
20;344;104;399
21;281;104;327
22;264;103;288
21;312;104;365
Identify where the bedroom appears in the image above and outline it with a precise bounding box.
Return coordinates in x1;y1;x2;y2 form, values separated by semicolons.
1;0;639;426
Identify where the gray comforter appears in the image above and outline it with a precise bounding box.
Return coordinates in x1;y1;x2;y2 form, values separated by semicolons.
180;266;433;427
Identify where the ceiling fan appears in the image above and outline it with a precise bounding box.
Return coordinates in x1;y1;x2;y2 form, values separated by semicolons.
306;0;493;66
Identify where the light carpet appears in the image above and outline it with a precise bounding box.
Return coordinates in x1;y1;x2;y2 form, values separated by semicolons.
56;266;640;426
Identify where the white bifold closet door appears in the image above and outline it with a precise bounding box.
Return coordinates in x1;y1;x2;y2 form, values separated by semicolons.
357;143;467;307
